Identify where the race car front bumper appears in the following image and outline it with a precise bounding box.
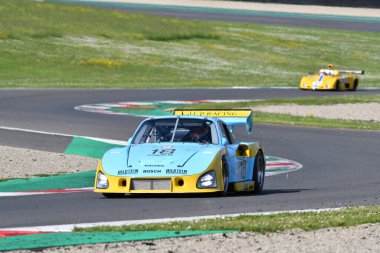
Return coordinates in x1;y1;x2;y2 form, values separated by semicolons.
94;161;225;194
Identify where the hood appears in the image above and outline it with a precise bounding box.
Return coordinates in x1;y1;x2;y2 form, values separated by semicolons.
102;143;222;177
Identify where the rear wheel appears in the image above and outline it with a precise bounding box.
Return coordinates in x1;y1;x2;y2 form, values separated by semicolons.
102;193;125;198
253;150;265;194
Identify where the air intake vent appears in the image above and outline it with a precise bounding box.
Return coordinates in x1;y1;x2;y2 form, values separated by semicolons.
131;179;171;190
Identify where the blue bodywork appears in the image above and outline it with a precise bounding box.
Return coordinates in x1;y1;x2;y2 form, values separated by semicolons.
101;115;259;184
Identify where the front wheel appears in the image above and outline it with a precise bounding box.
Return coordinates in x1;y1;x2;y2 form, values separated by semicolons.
220;156;230;196
253;150;265;194
334;80;340;91
352;79;358;91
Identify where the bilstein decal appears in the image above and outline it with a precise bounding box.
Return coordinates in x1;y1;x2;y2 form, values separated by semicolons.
117;169;138;175
166;169;188;175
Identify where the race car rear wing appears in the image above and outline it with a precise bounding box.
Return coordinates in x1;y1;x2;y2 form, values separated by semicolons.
172;109;254;135
338;70;365;75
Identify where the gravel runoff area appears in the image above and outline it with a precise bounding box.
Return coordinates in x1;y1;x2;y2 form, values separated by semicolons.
253;103;380;122
12;223;380;253
0;146;98;179
2;103;380;252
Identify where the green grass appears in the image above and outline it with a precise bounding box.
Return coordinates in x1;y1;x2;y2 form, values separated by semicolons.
188;95;380;130
0;0;379;88
0;173;64;182
75;205;380;233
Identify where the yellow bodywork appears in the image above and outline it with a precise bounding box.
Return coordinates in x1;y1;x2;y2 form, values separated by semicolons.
233;181;255;192
94;150;227;194
300;73;359;91
94;143;263;195
299;66;363;91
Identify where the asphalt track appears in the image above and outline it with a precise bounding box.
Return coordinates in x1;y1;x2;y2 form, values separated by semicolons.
63;1;380;32
1;89;380;228
1;2;380;229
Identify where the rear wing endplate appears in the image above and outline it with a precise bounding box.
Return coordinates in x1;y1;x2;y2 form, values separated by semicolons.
173;109;254;135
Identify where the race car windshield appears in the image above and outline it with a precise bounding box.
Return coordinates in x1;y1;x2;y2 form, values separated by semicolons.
132;118;218;144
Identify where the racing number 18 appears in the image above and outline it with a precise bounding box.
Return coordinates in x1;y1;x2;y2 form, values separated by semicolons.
151;149;176;155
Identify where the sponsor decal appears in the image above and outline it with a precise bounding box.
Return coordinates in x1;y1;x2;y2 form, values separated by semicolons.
161;145;174;149
240;159;247;180
174;111;250;117
166;168;188;175
143;169;161;173
117;169;138;175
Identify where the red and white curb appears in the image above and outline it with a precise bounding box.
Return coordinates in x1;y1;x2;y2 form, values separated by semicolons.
265;157;303;176
0;188;93;198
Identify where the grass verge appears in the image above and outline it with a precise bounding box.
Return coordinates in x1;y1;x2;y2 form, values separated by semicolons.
75;205;380;233
0;0;379;88
188;95;380;130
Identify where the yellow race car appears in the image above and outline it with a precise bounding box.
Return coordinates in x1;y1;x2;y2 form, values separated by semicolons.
300;64;364;91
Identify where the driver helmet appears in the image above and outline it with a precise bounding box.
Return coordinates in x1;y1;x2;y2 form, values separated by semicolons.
190;125;210;141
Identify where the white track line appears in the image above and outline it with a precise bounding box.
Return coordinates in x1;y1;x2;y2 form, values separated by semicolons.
0;188;93;198
0;126;128;146
0;207;346;232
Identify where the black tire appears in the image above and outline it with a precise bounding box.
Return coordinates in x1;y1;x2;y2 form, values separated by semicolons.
220;156;230;196
102;193;125;198
253;150;265;194
334;80;340;91
352;79;358;91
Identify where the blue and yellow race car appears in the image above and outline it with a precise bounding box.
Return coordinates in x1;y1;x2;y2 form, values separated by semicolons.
94;109;265;197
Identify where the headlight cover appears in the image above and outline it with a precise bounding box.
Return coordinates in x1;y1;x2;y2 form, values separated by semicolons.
96;171;109;189
197;170;217;189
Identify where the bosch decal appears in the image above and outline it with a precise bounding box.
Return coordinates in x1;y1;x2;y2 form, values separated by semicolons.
143;169;162;173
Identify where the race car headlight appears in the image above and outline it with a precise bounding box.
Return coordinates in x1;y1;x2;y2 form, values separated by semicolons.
96;171;109;189
197;170;217;189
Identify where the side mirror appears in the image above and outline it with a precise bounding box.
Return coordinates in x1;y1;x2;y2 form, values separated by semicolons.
221;137;228;146
127;138;132;145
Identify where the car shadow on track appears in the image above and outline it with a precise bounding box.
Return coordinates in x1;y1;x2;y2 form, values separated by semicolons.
98;188;310;199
